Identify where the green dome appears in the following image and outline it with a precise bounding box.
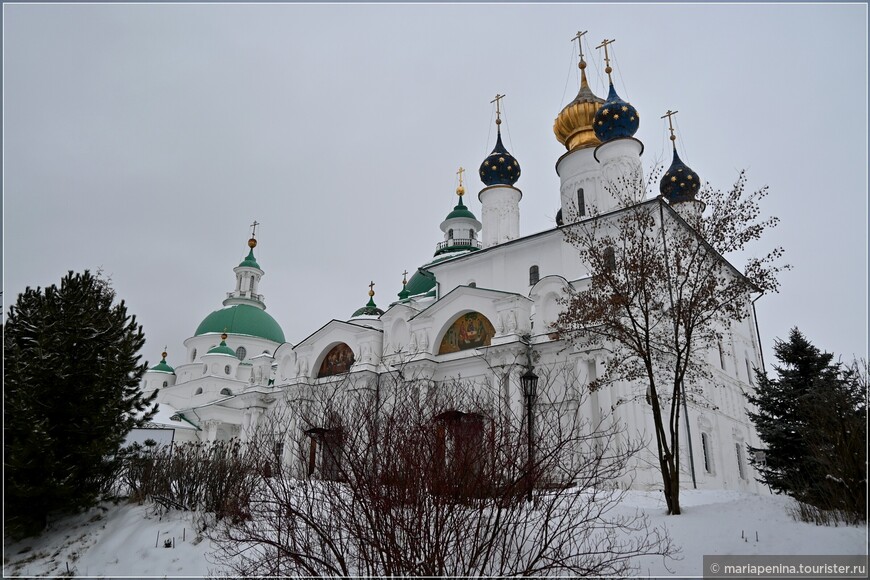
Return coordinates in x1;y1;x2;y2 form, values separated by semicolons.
238;248;260;269
444;198;477;221
195;304;285;343
207;340;237;357
149;358;175;374
352;296;384;317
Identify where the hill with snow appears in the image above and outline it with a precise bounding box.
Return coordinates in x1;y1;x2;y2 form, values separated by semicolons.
4;489;866;577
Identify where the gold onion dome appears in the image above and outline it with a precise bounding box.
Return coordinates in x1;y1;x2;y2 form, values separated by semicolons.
554;62;605;151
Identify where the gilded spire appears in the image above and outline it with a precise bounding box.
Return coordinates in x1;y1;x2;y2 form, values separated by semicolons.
456;166;465;197
661;109;679;148
596;38;615;84
491;93;505;126
554;30;605;151
248;220;259;249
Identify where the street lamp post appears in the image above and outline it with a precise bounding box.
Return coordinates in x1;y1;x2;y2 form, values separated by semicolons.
521;367;539;503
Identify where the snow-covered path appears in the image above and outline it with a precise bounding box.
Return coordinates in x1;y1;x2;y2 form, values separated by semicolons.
4;490;866;577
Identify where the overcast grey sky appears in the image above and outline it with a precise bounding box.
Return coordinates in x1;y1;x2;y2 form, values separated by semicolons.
3;3;867;370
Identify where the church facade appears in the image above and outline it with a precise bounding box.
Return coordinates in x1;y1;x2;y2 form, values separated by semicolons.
140;43;766;494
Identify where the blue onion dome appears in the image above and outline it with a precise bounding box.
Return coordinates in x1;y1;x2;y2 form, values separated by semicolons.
150;351;175;374
479;128;521;186
352;284;384;317
593;83;640;143
555;208;564;226
660;147;701;203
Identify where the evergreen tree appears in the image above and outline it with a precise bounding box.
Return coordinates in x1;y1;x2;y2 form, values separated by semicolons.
4;270;158;537
747;328;866;516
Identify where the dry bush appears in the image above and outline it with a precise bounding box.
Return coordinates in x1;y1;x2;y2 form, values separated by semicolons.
208;366;675;576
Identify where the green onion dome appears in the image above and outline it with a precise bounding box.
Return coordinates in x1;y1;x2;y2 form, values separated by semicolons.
195;304;285;343
660;147;701;203
149;351;175;374
207;335;237;357
238;237;261;269
593;83;640;143
444;197;477;220
352;286;385;317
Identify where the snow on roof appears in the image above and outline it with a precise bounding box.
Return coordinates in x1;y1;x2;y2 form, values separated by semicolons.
143;402;198;431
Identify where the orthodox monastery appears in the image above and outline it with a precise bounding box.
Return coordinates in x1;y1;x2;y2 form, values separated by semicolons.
140;39;765;493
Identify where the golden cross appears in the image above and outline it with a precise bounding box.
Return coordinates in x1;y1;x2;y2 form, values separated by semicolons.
571;30;587;62
250;220;259;238
456;166;465;187
661;110;679;144
369;280;375;295
490;93;505;124
402;270;408;284
596;38;615;81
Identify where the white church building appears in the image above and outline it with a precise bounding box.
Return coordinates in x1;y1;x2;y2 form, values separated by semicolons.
140;42;765;494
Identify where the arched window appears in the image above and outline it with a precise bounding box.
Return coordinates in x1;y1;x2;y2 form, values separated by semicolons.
202;364;208;375
162;381;168;388
701;432;713;474
603;246;616;272
470;229;476;239
735;443;746;480
249;276;255;291
744;353;754;385
577;187;586;217
224;365;231;375
529;265;540;286
468;281;476;288
236;346;247;360
195;387;203;395
448;229;454;239
191;348;197;362
220;388;233;396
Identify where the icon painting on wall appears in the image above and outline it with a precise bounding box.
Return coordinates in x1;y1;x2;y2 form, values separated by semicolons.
438;312;495;354
318;343;355;377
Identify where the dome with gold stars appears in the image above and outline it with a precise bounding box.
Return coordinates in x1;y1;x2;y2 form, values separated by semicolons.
660;148;700;203
479;129;521;186
593;84;640;143
554;65;604;151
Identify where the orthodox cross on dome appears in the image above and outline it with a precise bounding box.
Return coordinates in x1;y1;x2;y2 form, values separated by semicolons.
596;38;615;82
571;30;588;65
250;220;260;239
368;280;375;297
456;166;466;196
402;270;408;285
491;93;505;126
661;109;679;147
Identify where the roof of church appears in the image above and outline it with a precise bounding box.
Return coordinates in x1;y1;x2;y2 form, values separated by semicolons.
196;304;285;343
149;352;175;374
444;197;477;221
593;83;640;142
479;128;520;186
206;339;237;357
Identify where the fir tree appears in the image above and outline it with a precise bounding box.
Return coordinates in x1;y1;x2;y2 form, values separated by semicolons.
4;270;158;537
747;328;866;517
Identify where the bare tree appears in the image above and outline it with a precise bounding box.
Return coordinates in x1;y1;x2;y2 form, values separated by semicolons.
208;364;675;576
557;169;786;515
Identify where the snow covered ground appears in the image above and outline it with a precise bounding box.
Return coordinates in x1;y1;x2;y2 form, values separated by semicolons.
4;489;866;577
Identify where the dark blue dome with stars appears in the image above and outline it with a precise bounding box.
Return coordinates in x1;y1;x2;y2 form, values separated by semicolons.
593;83;640;143
660;148;700;203
479;129;520;186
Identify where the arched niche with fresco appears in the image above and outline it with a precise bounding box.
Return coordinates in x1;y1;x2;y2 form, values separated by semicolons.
317;343;355;378
438;311;496;355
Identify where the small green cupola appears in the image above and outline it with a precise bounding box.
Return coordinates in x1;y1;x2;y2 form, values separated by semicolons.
397;270;411;300
149;350;175;374
206;332;238;357
436;167;483;256
352;282;385;317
